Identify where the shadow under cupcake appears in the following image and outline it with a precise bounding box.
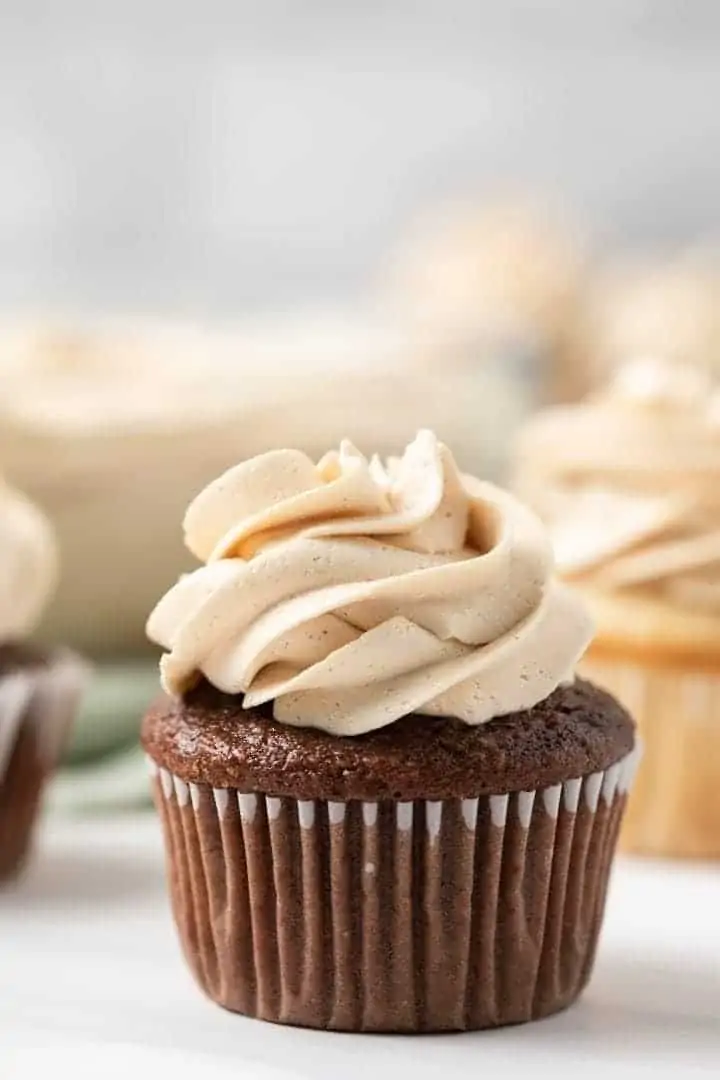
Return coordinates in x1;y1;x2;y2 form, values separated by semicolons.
142;430;637;1032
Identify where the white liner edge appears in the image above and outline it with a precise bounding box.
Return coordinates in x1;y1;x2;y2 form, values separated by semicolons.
152;743;640;833
0;655;89;785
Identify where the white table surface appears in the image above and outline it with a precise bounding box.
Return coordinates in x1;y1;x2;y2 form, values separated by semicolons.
2;812;718;1078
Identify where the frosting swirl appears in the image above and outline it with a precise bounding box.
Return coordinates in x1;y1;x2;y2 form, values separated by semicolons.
0;479;58;641
148;430;592;736
516;358;720;614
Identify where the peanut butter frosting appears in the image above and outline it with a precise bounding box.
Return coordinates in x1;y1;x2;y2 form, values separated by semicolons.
0;479;58;642
516;358;720;615
148;430;593;736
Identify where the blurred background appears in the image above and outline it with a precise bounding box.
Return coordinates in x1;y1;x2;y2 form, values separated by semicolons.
0;2;719;312
0;0;718;804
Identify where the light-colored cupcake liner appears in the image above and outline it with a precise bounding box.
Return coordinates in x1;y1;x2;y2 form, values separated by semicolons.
0;651;88;880
581;655;720;859
149;745;638;1032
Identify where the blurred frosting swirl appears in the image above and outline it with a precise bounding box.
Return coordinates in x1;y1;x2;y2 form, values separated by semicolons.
148;430;592;736
516;357;720;614
0;480;58;641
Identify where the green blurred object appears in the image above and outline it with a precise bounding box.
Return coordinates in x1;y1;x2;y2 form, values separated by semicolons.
51;743;154;814
65;658;160;765
49;659;160;815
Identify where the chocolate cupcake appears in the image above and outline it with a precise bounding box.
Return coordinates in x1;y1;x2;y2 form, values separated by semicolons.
0;481;87;881
142;430;637;1032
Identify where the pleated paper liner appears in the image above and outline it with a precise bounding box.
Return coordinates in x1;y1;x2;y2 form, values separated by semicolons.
581;654;720;859
149;745;638;1032
0;651;88;881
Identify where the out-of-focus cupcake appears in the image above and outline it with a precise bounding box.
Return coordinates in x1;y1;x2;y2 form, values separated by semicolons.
0;479;87;881
142;429;636;1032
515;357;720;859
588;252;720;386
0;309;513;658
380;196;590;407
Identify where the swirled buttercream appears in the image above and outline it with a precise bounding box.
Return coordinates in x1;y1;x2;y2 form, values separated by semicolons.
148;430;593;735
0;479;58;641
516;357;720;614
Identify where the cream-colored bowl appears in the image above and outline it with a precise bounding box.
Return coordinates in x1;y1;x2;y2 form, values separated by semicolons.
0;309;528;655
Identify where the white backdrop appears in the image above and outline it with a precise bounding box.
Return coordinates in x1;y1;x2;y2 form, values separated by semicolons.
0;1;718;315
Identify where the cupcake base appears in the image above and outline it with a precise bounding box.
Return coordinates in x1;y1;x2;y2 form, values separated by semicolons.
0;645;87;882
149;747;636;1032
581;651;720;859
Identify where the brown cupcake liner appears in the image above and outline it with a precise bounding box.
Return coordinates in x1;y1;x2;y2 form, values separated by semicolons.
149;745;638;1032
581;654;720;859
0;652;88;882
